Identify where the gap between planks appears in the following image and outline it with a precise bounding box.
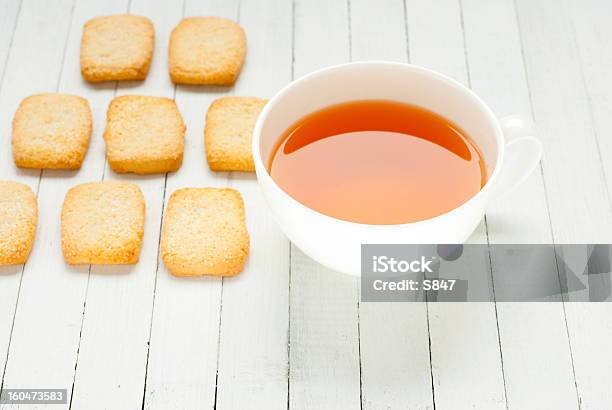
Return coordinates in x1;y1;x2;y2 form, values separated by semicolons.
0;0;76;397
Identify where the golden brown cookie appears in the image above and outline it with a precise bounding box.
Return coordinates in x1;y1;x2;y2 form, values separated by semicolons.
104;95;185;174
161;188;249;277
80;14;154;82
61;181;145;265
204;96;267;171
0;181;37;265
169;17;246;85
12;93;92;169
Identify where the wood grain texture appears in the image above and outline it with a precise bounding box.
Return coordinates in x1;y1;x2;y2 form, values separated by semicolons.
0;0;24;394
214;0;291;408
0;0;21;84
143;0;236;408
0;0;610;409
289;1;360;410
516;0;612;408
0;1;86;406
350;0;435;409
556;0;612;407
69;0;180;408
462;0;579;409
406;1;506;408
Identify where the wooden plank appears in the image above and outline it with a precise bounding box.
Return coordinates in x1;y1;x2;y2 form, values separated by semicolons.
142;1;238;409
350;0;407;62
554;0;612;407
462;1;580;409
0;0;90;402
290;250;361;410
69;0;181;408
514;2;612;243
516;0;612;408
569;0;612;190
0;0;24;392
405;0;507;408
0;2;609;409
349;0;435;409
0;0;74;188
2;0;135;405
0;0;21;83
213;0;291;408
288;1;360;409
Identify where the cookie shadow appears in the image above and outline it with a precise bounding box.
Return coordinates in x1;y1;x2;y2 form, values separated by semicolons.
90;264;136;275
230;171;257;182
64;263;135;276
64;264;90;275
81;79;118;92
0;265;23;276
177;84;233;96
13;167;84;182
167;273;223;285
40;169;81;179
110;80;146;91
106;171;166;184
14;168;41;180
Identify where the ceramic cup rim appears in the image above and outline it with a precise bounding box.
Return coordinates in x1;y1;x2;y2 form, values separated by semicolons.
252;61;505;229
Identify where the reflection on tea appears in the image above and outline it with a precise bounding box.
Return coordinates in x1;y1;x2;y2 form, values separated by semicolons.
269;100;485;224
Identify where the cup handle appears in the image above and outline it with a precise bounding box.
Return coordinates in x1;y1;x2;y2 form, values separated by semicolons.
490;115;543;200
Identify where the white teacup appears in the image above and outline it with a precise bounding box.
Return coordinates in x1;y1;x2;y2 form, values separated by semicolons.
252;62;542;275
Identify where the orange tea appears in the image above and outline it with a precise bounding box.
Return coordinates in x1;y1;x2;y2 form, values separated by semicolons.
269;100;486;224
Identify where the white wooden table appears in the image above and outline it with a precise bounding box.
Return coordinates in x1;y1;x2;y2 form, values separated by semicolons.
1;0;611;408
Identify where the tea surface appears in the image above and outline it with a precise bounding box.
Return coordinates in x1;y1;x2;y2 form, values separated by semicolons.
269;100;486;224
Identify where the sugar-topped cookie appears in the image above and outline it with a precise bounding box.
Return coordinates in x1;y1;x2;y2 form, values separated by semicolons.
161;188;249;277
169;17;246;85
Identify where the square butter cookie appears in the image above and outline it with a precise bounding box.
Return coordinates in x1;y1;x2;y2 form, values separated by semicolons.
161;188;249;277
204;96;267;171
61;181;145;265
81;14;154;82
169;17;246;85
104;95;185;174
0;181;37;265
12;93;92;169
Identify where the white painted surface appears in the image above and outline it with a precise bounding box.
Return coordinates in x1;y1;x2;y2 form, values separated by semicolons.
349;1;434;409
463;1;579;409
0;2;90;410
406;1;505;408
70;0;179;408
0;0;610;409
290;1;360;410
0;0;25;394
215;0;291;409
143;0;234;408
